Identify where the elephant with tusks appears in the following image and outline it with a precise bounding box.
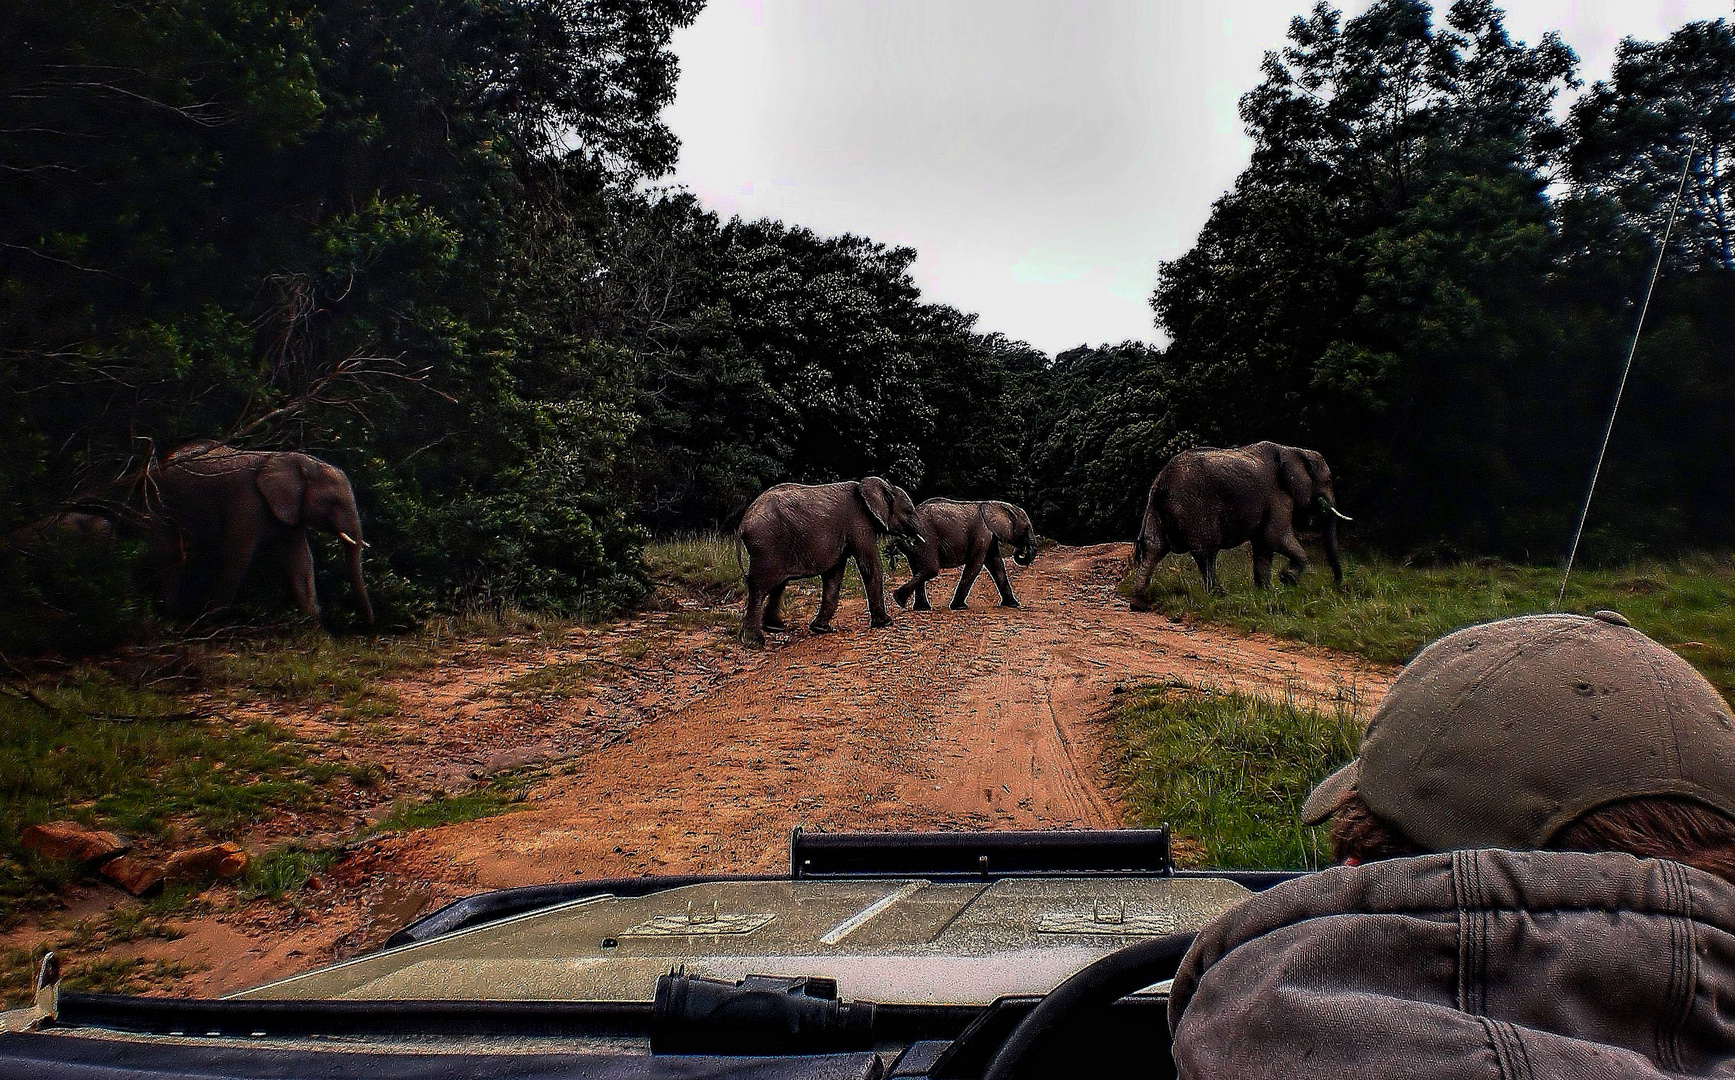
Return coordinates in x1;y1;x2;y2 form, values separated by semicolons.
145;441;374;624
1128;441;1350;603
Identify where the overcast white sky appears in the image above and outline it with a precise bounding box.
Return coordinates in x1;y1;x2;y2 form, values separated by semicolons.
665;1;1729;356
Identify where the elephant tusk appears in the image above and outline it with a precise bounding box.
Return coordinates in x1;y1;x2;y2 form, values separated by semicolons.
338;531;369;548
1329;506;1353;522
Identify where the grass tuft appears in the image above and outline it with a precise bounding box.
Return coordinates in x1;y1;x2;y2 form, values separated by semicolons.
372;786;521;833
1111;681;1362;871
241;845;336;902
645;534;744;596
1123;547;1735;698
0;669;321;917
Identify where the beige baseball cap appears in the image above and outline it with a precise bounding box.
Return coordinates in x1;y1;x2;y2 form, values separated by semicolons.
1301;611;1735;851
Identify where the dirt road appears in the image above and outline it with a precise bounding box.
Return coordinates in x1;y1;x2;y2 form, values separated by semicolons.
28;544;1392;996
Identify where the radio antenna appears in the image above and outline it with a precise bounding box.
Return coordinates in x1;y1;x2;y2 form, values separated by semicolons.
1556;138;1698;609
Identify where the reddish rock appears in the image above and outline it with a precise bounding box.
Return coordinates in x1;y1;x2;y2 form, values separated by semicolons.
19;821;128;865
99;853;165;896
163;842;249;885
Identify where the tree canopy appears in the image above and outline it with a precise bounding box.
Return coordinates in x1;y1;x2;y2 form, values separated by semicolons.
4;0;1734;649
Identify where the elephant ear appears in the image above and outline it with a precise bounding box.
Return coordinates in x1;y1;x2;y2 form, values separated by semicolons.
982;502;1019;544
1278;447;1315;506
857;477;894;532
256;456;308;526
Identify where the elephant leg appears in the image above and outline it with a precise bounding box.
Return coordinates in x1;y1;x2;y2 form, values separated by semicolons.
1250;543;1274;591
985;544;1018;607
893;575;915;609
762;583;790;631
206;525;262;614
811;565;844;633
858;551;892;628
741;581;767;646
912;573;934;611
1194;551;1223;595
1275;532;1310;585
279;531;320;617
950;554;985;610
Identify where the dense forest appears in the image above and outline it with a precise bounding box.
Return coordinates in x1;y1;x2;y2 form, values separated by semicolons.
2;0;1731;644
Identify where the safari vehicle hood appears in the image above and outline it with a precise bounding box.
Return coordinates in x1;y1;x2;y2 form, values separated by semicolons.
235;873;1248;1005
3;829;1298;1079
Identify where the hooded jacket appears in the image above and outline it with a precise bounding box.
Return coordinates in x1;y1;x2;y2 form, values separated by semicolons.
1168;849;1735;1079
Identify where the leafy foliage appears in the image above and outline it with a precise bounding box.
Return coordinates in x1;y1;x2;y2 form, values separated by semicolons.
1021;2;1735;564
7;0;1735;659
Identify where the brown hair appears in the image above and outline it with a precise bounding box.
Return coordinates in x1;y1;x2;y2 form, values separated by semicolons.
1329;792;1735;883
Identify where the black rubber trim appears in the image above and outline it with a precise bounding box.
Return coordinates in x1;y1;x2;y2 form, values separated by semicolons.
0;1032;884;1080
58;994;655;1038
1170;868;1307;891
56;992;983;1047
790;828;1172;879
925;996;1170;1079
981;933;1195;1080
384;873;784;949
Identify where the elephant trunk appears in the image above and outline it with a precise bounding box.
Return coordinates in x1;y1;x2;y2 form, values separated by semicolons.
344;534;375;625
1321;515;1344;585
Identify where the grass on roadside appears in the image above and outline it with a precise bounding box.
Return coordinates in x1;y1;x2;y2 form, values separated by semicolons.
1111;681;1362;871
647;532;889;609
646;533;744;597
371;784;525;833
0;670;325;917
240;845;336;903
492;659;607;700
1123;547;1735;698
60;956;195;996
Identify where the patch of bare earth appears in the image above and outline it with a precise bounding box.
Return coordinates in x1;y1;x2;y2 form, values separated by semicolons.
8;544;1391;998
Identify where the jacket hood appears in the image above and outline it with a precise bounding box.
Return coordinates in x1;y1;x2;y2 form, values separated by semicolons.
1169;849;1735;1079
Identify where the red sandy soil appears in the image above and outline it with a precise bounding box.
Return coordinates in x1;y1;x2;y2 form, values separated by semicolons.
6;543;1391;998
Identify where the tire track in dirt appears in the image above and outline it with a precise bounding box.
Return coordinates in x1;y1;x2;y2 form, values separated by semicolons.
110;543;1395;996
358;543;1392;899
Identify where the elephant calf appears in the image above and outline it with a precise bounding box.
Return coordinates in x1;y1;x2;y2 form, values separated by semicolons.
148;441;374;624
893;499;1037;611
737;476;924;646
1129;441;1349;604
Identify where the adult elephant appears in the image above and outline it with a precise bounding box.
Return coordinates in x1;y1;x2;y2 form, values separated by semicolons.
147;442;374;624
1128;441;1349;604
893;499;1038;611
737;476;924;646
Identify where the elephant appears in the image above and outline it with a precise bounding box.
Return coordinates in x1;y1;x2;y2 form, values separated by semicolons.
1128;441;1350;603
892;499;1038;611
737;476;924;646
145;441;374;624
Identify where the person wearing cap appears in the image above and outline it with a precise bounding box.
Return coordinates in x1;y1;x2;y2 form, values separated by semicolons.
1168;612;1735;1080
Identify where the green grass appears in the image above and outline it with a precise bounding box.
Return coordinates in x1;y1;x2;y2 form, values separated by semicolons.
1111;682;1362;871
371;786;524;833
0;947;43;1008
0;670;330;916
494;659;606;699
240;845;336;902
646;532;884;606
1123;547;1735;698
59;956;194;996
645;533;744;596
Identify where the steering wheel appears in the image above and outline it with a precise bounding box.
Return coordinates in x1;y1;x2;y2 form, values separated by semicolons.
981;933;1196;1080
